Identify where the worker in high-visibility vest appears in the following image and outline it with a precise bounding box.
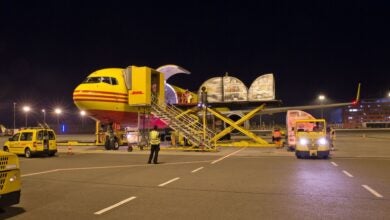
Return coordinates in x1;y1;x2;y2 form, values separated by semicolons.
148;125;161;164
272;127;282;147
326;126;335;151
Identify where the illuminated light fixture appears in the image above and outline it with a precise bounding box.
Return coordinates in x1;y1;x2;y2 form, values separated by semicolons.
299;138;309;146
9;175;17;182
42;109;46;123
317;138;327;145
54;108;62;132
80;110;86;116
54;108;62;115
22;106;31;112
23;106;31;127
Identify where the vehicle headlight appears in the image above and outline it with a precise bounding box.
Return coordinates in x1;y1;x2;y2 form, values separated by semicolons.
317;137;327;145
299;138;309;146
9;175;17;182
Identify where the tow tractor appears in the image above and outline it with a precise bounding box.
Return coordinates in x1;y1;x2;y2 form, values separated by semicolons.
295;119;330;159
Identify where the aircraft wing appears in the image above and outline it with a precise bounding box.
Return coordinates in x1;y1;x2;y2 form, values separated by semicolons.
221;101;354;116
224;83;361;116
257;102;354;115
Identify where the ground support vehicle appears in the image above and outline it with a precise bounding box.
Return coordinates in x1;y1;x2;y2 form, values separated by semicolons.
125;128;148;152
0;151;21;207
3;127;57;158
295;119;330;159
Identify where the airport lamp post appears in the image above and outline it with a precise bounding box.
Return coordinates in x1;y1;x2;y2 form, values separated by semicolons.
318;95;325;118
13;102;16;130
42;109;46;123
54;108;62;132
80;110;86;128
23;106;31;127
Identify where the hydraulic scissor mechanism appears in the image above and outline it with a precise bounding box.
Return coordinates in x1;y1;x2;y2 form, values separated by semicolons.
205;105;275;147
151;101;276;149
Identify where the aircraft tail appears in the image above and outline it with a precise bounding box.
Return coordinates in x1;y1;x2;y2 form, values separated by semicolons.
354;83;361;104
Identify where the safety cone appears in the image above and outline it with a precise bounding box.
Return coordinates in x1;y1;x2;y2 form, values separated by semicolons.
67;145;74;155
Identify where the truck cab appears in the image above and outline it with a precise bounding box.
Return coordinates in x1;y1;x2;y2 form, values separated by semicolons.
295;119;330;159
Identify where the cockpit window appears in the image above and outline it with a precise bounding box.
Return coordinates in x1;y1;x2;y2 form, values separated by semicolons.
111;78;118;85
83;77;101;83
101;77;111;84
83;77;118;85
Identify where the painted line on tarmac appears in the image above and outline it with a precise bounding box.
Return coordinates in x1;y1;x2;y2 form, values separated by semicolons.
94;196;137;215
21;169;60;177
211;148;247;164
21;160;211;177
362;185;383;198
191;167;204;173
342;170;354;178
331;162;338;167
158;177;180;187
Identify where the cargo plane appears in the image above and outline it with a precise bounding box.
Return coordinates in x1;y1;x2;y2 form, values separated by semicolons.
73;64;360;149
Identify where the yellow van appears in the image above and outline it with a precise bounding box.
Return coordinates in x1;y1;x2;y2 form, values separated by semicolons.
3;128;57;158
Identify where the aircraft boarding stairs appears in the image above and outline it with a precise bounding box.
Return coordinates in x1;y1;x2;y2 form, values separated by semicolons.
151;102;216;149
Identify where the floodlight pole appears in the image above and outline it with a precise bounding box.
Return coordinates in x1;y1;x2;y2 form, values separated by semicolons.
318;95;325;119
13;102;16;130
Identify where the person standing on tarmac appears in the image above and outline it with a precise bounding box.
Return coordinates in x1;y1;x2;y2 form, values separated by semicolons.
272;127;282;148
148;125;160;164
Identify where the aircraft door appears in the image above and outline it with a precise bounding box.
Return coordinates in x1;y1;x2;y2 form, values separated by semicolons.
151;70;164;105
127;66;164;106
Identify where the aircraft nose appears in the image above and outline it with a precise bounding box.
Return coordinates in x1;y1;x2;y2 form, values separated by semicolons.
73;84;89;106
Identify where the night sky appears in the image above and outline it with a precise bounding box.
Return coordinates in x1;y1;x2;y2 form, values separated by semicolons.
1;1;389;127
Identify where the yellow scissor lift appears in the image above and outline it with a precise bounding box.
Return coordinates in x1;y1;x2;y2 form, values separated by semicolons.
203;104;276;148
160;103;277;150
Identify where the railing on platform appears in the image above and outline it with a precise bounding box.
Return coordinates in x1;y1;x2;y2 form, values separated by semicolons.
151;102;216;150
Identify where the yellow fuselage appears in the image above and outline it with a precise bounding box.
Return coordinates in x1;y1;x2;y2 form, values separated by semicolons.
73;68;142;126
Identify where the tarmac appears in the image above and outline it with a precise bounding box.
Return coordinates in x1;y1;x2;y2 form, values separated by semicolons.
1;129;389;158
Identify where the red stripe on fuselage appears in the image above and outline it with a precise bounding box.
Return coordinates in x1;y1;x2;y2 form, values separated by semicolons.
73;94;127;99
74;90;127;96
73;98;128;103
73;90;128;103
